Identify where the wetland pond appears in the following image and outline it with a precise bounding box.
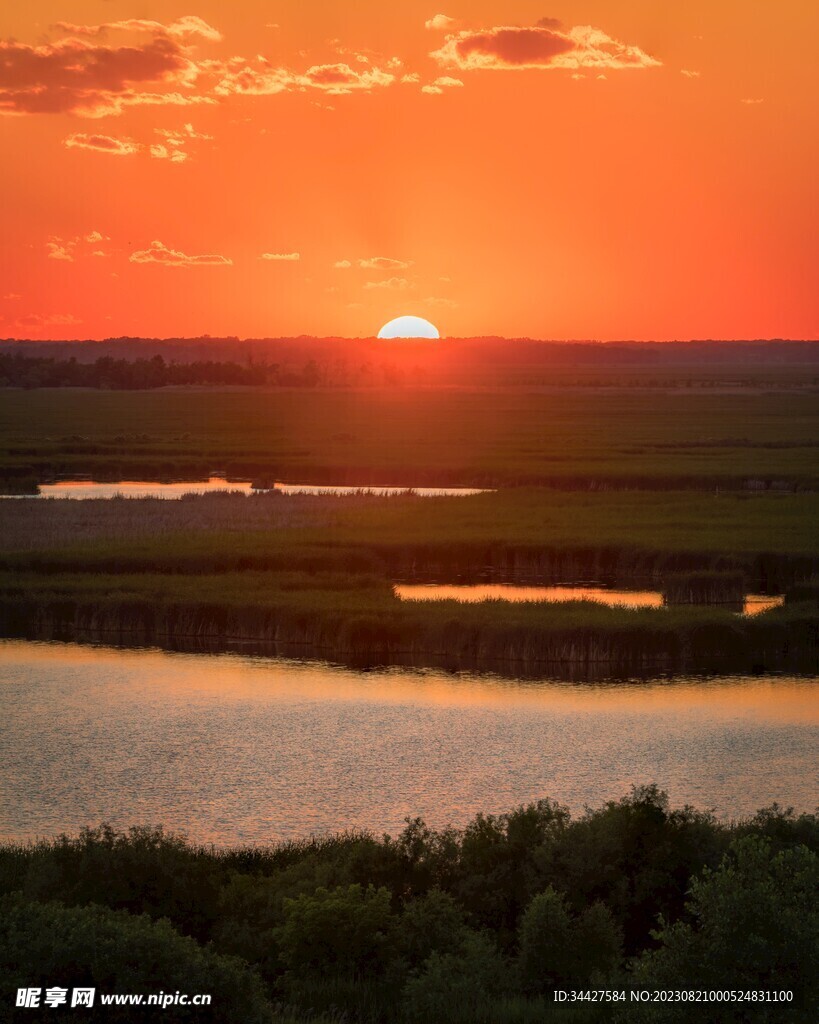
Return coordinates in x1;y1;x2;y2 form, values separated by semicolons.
1;640;815;846
394;583;783;616
3;478;489;499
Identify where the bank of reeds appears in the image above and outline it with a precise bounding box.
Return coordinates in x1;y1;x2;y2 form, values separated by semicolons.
661;570;747;609
0;571;814;677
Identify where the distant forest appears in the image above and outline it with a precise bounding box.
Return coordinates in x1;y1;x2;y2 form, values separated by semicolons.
1;338;817;390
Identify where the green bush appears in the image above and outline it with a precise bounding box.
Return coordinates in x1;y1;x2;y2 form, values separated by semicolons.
390;889;468;970
276;884;393;975
2;824;222;942
0;894;273;1022
627;837;819;1022
518;888;621;993
401;931;509;1023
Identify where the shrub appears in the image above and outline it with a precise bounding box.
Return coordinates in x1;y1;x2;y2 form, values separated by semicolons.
627;837;819;1022
400;931;509;1023
275;884;393;975
518;887;621;993
0;894;273;1023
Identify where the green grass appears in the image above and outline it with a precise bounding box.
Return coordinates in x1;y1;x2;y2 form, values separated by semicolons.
1;386;818;488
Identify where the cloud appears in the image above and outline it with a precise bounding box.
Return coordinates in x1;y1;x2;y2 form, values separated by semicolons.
46;232;112;261
129;240;232;267
2;293;22;300
3;17;403;117
149;143;187;162
54;16;221;43
334;259;353;269
0;28;203;117
150;122;211;161
260;252;300;261
680;69;701;78
536;17;563;30
424;296;458;308
64;122;210;163
303;63;394;92
425;14;456;31
64;132;140;154
421;75;464;94
14;312;81;331
155;122;212;143
363;277;415;291
210;58;396;97
46;239;75;261
741;97;764;105
431;23;660;72
358;256;413;270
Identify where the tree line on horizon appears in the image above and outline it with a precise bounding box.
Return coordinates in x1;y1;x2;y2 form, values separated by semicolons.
3;340;817;391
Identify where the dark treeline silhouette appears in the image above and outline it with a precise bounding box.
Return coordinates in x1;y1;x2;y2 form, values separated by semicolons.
1;787;816;1022
0;353;283;390
1;338;818;390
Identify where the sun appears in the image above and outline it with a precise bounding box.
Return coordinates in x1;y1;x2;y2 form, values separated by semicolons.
377;315;440;339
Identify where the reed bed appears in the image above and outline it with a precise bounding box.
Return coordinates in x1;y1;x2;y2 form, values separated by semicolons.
0;490;403;552
1;491;817;570
0;571;814;676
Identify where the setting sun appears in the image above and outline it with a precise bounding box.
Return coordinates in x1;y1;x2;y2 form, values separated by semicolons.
377;315;440;339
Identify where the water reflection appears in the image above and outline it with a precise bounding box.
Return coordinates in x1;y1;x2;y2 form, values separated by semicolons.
36;478;255;499
394;583;784;616
0;640;814;845
5;478;488;500
272;483;487;496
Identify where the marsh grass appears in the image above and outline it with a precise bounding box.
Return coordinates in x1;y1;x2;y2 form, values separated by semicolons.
1;491;817;575
1;387;818;489
0;570;813;675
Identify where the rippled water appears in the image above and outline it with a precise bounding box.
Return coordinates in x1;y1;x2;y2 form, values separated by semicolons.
394;583;784;616
1;641;815;845
3;478;488;500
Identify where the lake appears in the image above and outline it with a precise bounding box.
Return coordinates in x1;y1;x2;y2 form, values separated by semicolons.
1;640;816;846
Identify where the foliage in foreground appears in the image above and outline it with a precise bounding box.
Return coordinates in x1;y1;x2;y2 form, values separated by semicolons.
0;787;817;1022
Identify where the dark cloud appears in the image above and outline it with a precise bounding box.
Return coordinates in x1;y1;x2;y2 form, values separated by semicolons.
0;35;192;115
432;24;660;72
455;27;573;66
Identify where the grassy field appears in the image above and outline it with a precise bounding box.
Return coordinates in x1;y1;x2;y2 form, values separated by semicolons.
1;386;818;489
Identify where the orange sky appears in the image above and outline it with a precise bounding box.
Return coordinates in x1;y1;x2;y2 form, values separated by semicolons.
1;2;816;341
